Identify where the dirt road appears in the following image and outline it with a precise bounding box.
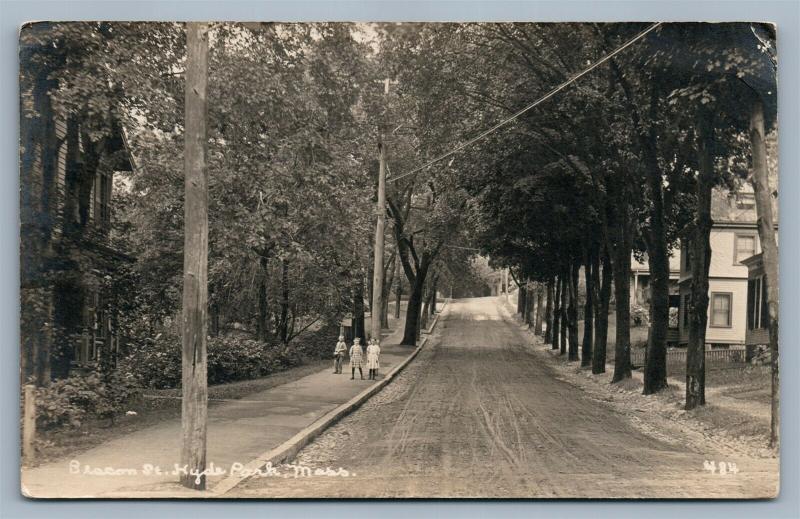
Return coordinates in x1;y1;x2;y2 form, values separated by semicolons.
233;297;778;498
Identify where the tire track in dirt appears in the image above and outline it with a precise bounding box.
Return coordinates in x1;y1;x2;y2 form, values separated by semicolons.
234;297;778;498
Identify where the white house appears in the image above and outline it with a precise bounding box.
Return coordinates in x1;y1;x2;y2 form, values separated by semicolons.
677;188;765;349
630;253;682;307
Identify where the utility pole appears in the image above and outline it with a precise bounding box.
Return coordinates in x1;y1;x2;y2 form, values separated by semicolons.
180;21;209;490
370;137;387;341
750;98;779;448
370;78;395;342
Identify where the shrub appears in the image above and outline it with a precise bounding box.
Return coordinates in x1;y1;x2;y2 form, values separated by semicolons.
119;321;341;390
118;333;182;389
207;336;273;384
34;370;141;430
631;304;650;327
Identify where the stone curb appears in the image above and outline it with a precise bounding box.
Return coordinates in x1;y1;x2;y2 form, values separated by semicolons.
210;302;448;496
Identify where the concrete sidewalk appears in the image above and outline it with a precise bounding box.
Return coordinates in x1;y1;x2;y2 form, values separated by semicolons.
21;305;440;498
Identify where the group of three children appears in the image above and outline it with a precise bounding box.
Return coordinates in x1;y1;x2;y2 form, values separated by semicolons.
333;335;381;380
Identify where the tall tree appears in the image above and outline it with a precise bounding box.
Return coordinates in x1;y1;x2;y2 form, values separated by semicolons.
544;278;554;343
581;247;594;367
534;284;544;335
592;247;612;374
552;275;561;351
567;261;580;361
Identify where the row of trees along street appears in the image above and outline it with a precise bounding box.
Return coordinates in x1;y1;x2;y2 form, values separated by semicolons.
19;22;778;490
454;22;777;443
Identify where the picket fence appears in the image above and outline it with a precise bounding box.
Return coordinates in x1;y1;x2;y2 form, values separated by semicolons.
629;348;747;371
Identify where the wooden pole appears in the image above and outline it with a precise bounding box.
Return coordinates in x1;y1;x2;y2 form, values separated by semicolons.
750;98;779;448
180;21;209;490
370;79;393;342
370;137;387;341
22;384;36;465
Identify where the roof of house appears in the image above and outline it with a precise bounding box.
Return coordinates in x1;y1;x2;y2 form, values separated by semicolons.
740;252;764;268
631;253;681;274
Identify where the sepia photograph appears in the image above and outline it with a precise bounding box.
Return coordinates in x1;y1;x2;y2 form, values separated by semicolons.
18;20;780;499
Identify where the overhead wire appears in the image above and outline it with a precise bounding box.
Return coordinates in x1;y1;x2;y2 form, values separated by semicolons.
387;22;662;184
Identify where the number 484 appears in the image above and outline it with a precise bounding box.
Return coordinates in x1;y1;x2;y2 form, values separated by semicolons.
704;460;740;475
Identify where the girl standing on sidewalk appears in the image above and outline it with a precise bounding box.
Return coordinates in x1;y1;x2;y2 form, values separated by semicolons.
349;337;364;380
366;338;381;380
333;335;347;374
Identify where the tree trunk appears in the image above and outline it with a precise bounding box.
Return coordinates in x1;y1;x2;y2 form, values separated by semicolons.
642;144;670;395
381;290;390;329
526;282;535;326
611;210;633;383
552;275;561;351
521;283;529;323
256;254;269;341
25;71;58;386
560;272;568;356
279;259;289;344
581;249;594;367
38;76;60;384
353;278;366;346
380;253;395;329
180;22;209;491
534;284;544;335
401;265;428;346
420;280;430;331
545;278;554;344
568;261;580;361
593;246;612;374
686;114;715;410
750;98;779;448
431;276;438;314
394;257;402;319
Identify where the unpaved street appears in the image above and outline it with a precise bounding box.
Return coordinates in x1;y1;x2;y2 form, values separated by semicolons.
233;297;778;498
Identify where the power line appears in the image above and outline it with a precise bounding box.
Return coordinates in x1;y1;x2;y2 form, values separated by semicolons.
388;22;662;184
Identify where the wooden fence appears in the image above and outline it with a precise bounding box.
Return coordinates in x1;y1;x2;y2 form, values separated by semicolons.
630;348;747;371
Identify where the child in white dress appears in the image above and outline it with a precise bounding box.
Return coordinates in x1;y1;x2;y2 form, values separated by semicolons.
366;338;381;380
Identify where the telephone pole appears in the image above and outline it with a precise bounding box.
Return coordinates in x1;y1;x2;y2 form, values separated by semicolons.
180;21;209;490
370;78;396;342
370;137;387;341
